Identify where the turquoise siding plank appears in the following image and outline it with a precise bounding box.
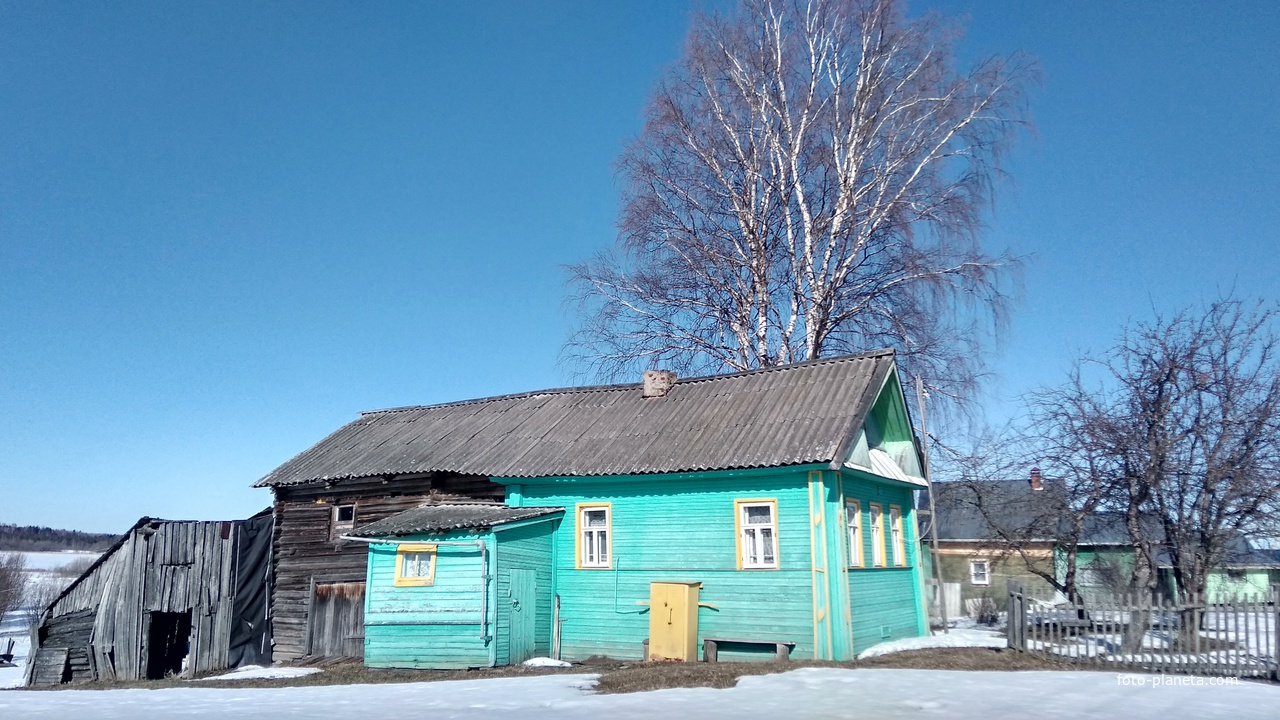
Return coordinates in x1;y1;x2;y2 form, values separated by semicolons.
812;471;855;660
842;472;925;654
363;534;495;669
520;471;817;661
493;520;555;665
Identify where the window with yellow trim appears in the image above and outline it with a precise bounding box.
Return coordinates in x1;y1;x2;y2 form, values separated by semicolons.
869;503;886;567
845;499;863;568
736;500;778;569
578;504;611;568
889;505;906;566
394;544;437;587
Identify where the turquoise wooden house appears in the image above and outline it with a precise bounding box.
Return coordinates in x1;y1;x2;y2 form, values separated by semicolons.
260;350;929;667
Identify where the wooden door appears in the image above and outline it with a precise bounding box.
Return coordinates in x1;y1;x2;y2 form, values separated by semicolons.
307;582;365;658
508;569;537;664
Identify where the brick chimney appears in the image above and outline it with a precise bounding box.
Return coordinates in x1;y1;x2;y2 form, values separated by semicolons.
642;370;677;398
1029;466;1043;491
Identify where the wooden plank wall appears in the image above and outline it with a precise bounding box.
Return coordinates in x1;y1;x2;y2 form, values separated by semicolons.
270;474;503;661
32;520;243;684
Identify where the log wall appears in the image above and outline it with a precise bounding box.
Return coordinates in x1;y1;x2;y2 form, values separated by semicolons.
269;473;502;661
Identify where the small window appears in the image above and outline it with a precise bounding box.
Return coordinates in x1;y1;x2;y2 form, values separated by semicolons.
395;545;437;587
736;500;779;569
577;504;611;569
889;505;906;567
869;503;886;567
970;559;991;586
331;504;355;539
846;499;863;568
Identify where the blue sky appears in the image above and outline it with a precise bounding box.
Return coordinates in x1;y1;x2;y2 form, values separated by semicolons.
2;1;1277;532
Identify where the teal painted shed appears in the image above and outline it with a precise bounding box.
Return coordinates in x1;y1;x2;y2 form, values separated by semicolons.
260;350;931;667
352;505;562;669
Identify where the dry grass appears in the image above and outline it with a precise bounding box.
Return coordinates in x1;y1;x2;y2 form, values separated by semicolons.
593;648;1075;694
12;647;1077;694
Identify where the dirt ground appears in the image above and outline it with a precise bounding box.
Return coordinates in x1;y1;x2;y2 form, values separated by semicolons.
12;647;1077;694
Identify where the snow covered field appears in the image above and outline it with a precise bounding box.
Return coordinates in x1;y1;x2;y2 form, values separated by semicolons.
1;668;1276;719
10;551;99;572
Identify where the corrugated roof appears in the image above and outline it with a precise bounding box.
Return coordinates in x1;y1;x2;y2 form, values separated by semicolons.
930;480;1154;545
349;504;563;537
255;350;896;487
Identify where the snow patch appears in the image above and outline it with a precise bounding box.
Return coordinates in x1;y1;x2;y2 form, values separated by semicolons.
0;635;30;689
194;665;322;681
521;657;572;668
2;668;1279;720
858;627;1007;659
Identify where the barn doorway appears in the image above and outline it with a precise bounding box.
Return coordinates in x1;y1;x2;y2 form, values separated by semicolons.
145;610;192;679
307;581;366;658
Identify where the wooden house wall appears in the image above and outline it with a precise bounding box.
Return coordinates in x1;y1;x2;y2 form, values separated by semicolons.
492;521;554;666
270;474;502;661
363;533;494;669
517;469;817;662
842;472;927;655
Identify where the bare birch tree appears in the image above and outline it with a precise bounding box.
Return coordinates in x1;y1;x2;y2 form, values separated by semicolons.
568;0;1034;400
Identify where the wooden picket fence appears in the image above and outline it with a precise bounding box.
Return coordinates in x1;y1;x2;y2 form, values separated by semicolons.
1007;580;1280;679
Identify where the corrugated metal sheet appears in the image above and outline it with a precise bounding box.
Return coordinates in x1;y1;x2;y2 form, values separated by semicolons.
256;350;895;487
349;504;563;538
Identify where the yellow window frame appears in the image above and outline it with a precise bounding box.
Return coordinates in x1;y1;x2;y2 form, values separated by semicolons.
394;544;437;587
889;504;907;566
846;499;864;568
734;498;780;570
575;502;612;569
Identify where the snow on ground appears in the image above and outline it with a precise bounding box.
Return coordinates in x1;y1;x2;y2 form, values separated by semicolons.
0;636;30;690
193;665;322;681
522;657;572;668
3;668;1277;720
858;627;1007;659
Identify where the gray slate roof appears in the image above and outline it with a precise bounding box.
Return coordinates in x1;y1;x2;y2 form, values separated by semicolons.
256;350;896;487
929;480;1132;544
349;504;563;538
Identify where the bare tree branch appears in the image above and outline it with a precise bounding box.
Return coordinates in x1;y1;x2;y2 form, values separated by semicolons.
565;0;1034;403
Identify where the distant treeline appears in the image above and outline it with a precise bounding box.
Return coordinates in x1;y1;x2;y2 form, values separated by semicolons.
0;524;118;552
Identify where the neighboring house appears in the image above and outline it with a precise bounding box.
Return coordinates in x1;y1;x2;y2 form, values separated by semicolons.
1200;547;1280;601
255;350;930;667
25;512;273;686
922;474;1062;610
924;476;1280;610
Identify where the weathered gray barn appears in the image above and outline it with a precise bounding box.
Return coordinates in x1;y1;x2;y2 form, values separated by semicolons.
25;511;273;685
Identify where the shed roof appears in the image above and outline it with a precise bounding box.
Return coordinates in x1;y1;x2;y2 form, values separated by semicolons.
349;503;563;538
255;350;898;487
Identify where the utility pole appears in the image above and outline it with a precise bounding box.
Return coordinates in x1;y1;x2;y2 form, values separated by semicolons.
916;375;948;634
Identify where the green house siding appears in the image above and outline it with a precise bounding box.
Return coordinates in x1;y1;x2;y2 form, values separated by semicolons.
513;466;925;662
518;469;819;661
363;533;495;669
841;471;926;654
1205;568;1272;601
493;521;555;665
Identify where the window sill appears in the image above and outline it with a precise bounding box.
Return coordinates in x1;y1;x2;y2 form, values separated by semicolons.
393;578;434;587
